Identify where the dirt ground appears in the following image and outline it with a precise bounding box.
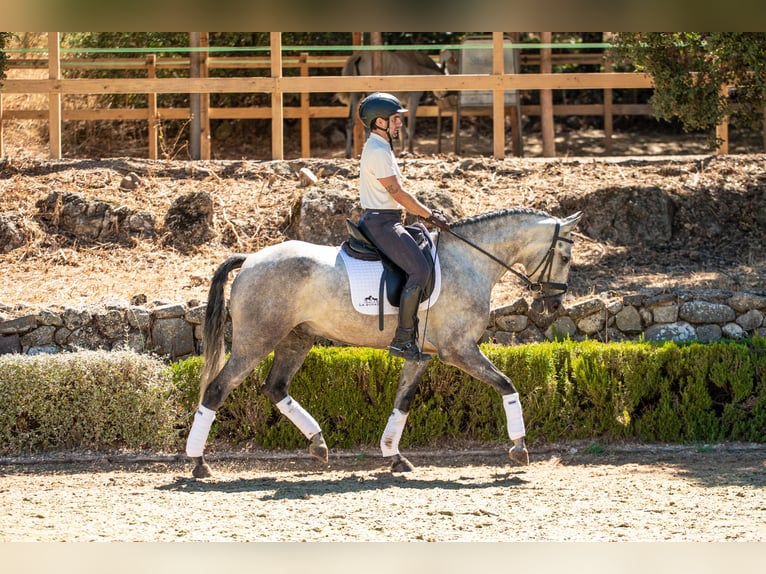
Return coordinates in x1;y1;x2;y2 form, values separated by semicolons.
2;145;766;312
1;443;764;542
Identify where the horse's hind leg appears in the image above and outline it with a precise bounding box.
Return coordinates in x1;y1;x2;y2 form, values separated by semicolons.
188;353;266;478
260;327;329;463
381;358;432;472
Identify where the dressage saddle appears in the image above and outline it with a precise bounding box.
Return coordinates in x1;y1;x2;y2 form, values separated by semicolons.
341;218;436;329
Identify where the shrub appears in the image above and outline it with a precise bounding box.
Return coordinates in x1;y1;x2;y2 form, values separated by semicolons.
0;350;182;454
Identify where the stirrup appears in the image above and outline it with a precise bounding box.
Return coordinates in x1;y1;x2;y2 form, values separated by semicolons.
389;340;431;362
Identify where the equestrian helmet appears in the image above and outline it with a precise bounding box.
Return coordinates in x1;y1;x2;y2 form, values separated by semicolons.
358;92;408;129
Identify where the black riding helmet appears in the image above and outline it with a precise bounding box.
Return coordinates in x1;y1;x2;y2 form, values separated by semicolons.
358;92;408;130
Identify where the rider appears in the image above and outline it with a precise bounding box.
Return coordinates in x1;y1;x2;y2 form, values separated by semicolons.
356;92;451;361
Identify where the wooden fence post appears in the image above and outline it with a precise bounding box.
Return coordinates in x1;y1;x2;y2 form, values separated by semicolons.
190;33;201;160
48;32;61;160
147;54;158;160
352;32;364;157
716;84;729;155
0;92;4;157
189;32;210;160
492;32;505;158
763;107;766;151
200;32;210;160
540;32;555;157
270;32;284;161
603;56;613;155
299;52;311;157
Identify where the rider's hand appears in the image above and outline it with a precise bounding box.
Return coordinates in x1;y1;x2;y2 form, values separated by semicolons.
426;209;451;232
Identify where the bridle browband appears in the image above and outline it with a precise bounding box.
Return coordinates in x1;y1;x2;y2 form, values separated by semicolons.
445;222;573;298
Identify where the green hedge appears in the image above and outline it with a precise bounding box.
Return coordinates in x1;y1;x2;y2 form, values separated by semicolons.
1;339;765;455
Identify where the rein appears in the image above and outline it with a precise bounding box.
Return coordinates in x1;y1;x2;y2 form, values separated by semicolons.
445;222;573;296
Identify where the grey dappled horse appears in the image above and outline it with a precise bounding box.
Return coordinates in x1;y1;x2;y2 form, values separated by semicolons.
186;208;583;478
338;51;450;157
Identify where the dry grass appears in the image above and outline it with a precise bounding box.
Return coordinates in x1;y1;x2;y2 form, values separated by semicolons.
2;152;766;317
2;32;765;312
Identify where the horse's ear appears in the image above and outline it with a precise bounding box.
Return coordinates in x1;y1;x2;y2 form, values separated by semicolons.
561;211;583;230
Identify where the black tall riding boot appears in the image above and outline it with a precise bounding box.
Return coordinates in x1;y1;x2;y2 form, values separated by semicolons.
389;286;431;361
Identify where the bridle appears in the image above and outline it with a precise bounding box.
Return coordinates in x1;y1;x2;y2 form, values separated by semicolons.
445;222;573;299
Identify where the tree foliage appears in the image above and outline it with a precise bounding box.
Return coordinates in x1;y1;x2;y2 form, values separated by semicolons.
0;32;14;81
611;33;766;135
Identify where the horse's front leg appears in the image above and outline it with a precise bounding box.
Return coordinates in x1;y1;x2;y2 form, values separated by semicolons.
381;358;432;472
442;343;529;466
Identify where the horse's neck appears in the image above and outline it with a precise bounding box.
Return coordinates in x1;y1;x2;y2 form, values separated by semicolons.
452;215;550;280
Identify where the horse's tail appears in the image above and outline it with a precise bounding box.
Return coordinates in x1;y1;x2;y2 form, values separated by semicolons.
198;254;247;406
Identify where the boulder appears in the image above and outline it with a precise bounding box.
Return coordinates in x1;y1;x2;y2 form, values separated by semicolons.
162;191;215;249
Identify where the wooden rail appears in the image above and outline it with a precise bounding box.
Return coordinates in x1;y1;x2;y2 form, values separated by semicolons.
0;32;743;160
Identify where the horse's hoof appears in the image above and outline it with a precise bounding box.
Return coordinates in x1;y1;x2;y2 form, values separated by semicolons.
192;462;213;479
509;445;529;466
390;454;415;473
309;432;329;464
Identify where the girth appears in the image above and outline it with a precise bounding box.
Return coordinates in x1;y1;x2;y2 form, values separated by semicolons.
341;218;436;329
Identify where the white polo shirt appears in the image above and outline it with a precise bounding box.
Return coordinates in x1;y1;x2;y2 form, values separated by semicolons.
359;133;403;210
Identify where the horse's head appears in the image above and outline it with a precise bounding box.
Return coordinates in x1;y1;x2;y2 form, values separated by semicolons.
527;211;583;314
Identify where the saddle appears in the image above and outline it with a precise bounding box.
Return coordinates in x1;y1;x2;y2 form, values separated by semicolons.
341;218;436;329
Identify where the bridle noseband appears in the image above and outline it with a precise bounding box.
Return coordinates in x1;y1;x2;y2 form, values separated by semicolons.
446;222;573;300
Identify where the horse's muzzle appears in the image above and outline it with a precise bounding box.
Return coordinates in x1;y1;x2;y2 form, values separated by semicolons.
529;283;567;315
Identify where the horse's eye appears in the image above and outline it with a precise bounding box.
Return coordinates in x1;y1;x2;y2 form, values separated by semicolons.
560;255;570;265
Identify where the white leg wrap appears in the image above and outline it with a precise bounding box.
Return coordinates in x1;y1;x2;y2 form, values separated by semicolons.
186;405;216;458
276;396;321;439
503;393;526;440
380;409;408;457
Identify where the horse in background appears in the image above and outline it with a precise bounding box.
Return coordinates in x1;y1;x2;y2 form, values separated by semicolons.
337;50;455;157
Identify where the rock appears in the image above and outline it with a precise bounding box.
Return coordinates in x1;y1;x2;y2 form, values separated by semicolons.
652;304;679;324
0;216;27;253
722;322;747;339
567;297;605;321
736;309;763;331
546;316;577;341
614;306;642;333
95;308;127;339
119;172;141;190
162;191;215;249
696;324;722;343
288;187;361;245
495;314;528;332
679;301;736;324
151;317;194;358
62;306;93;330
559;185;674;246
21;325;56;347
729;292;766;312
154;303;187;319
35;190;155;243
0;334;21;355
644;321;697;343
127;306;151;330
298;167;318;187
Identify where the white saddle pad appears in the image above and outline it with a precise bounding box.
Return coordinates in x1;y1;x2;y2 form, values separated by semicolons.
339;246;442;315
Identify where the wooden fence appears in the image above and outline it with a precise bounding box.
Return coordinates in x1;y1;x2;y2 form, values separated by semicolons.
0;32;748;160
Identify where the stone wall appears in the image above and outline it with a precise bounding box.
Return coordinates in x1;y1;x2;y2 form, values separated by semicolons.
487;288;766;346
3;287;766;357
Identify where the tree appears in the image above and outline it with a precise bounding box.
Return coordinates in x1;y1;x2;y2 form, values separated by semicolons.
611;33;766;142
0;32;14;82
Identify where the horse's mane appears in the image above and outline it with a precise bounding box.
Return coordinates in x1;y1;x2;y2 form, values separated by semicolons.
452;207;550;229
